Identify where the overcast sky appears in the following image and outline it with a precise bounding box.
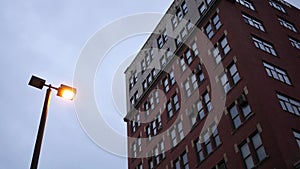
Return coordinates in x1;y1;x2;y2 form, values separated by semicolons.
0;0;299;169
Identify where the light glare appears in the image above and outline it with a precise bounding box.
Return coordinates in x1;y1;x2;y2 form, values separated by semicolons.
61;90;75;100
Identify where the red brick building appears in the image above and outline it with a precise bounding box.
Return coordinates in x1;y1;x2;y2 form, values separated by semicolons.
124;0;300;168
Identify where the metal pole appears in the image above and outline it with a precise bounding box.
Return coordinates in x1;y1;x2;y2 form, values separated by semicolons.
30;87;52;169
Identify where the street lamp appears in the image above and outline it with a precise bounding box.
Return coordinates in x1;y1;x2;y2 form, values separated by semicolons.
28;75;76;169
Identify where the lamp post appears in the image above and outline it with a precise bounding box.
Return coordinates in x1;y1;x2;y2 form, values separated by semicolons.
28;75;76;169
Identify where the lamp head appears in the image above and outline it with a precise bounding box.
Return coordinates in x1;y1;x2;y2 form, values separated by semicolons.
57;84;77;100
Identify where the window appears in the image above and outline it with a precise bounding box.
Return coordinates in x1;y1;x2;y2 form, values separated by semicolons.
191;74;198;90
289;37;300;49
252;37;277;56
196;99;205;120
293;130;300;148
167;101;173;118
184;80;191;97
151;120;158;136
175;35;182;47
170;71;175;85
212;46;221;64
141;60;146;72
242;14;265;32
182;1;188;15
251;133;267;161
154;90;159;104
212;35;231;64
159;140;165;159
220;36;231;55
240;142;254;169
228;94;252;129
221;63;241;93
132;142;137;158
147;74;152;84
163;29;168;42
157;29;168;48
129;71;138;90
269;0;286;13
131;94;137;106
130;112;141;133
172;16;178;28
174;152;189;169
203;91;212;112
163;70;175;93
131;121;136;133
220;73;230;93
194;63;205;83
212;124;221;147
153;147;160;166
229;105;242;129
205;23;214;39
212;14;222;30
176;10;183;21
149;96;154;110
157;114;162;129
204;131;213;155
170;128;177;147
236;0;255;11
180;57;187;71
163;77;170;93
167;93;180;118
204;14;222;39
150;48;154;59
170;121;184;147
148;158;154;169
185;50;193;65
195;138;205;162
194;123;221;162
178;22;194;42
146;115;162;140
199;2;207;15
239;132;267;169
277;93;300;116
172;1;188;29
129;76;134;90
263;62;291;85
183;74;198;98
192;42;199;56
229;63;241;84
144;102;150;116
146;125;151;140
145;54;151;66
278;18;297;32
143;69;157;91
181;48;196;67
137;136;142;152
188;98;207;127
157;36;163;49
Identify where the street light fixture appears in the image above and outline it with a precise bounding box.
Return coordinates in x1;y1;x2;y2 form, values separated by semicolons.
28;75;76;169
